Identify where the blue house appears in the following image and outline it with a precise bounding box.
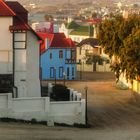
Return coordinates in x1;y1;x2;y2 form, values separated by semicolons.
38;32;76;80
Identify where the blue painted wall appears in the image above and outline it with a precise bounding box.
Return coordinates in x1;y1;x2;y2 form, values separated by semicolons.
41;48;76;80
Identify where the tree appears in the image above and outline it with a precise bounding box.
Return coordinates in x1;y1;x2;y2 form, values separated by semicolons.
98;14;140;82
86;53;104;71
122;28;140;80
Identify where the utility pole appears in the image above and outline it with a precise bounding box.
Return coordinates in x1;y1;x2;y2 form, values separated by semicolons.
84;85;88;126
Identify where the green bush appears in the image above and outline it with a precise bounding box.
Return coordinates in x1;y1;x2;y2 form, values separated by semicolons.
51;84;70;101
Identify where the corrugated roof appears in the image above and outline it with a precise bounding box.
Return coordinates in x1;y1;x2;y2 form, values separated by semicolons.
0;0;15;16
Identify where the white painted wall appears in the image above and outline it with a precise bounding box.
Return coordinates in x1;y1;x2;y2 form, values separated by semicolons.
0;17;13;51
0;93;85;126
0;51;12;74
59;23;69;37
77;62;111;72
0;17;13;74
26;31;41;97
50;101;85;125
14;32;27;98
13;30;41;98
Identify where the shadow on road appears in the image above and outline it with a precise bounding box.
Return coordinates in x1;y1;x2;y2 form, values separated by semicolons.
76;71;115;81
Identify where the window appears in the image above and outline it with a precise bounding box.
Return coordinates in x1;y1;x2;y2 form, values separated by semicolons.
72;67;74;76
59;50;63;59
71;49;75;59
85;49;89;55
14;32;26;49
50;53;52;59
59;67;63;78
50;67;54;78
67;67;69;77
66;50;71;59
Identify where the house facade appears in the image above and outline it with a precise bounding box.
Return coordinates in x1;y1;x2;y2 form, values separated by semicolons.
59;19;101;43
38;32;76;80
76;38;111;72
0;0;41;97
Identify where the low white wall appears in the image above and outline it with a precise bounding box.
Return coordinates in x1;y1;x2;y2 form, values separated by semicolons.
77;64;93;72
0;93;85;126
77;63;111;72
50;100;85;125
96;63;111;72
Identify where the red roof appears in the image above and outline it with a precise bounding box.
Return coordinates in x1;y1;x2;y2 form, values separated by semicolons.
0;0;15;16
9;23;30;31
38;32;76;53
0;0;41;41
86;18;102;24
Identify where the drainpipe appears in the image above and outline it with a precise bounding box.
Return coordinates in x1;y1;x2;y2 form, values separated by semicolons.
12;32;18;98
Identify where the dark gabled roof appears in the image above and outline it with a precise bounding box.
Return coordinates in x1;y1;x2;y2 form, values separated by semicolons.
0;0;15;16
77;38;99;47
6;1;28;24
4;1;42;41
67;21;80;29
5;1;28;13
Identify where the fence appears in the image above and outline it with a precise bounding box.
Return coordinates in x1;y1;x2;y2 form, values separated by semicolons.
48;83;82;101
0;93;85;126
77;62;111;72
132;80;140;94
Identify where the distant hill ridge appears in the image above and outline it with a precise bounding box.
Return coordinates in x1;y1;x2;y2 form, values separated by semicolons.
7;0;140;5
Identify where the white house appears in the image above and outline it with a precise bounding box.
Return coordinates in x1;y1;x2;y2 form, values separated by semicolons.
59;19;101;43
0;0;41;98
0;0;86;126
76;38;111;72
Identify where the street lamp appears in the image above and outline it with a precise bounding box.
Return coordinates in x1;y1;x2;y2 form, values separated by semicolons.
80;58;85;80
63;72;66;86
54;67;56;85
79;59;82;80
84;85;88;126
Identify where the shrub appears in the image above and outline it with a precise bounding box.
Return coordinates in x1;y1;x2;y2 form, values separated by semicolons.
51;84;70;101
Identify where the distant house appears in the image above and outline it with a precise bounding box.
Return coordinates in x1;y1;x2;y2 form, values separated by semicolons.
76;38;110;72
77;38;100;63
38;32;76;80
59;19;101;43
0;0;42;97
32;21;59;33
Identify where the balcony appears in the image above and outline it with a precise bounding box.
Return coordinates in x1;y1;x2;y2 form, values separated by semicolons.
65;59;76;64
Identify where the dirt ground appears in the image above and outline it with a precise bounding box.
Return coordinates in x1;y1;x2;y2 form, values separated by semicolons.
66;81;140;128
1;72;140;140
